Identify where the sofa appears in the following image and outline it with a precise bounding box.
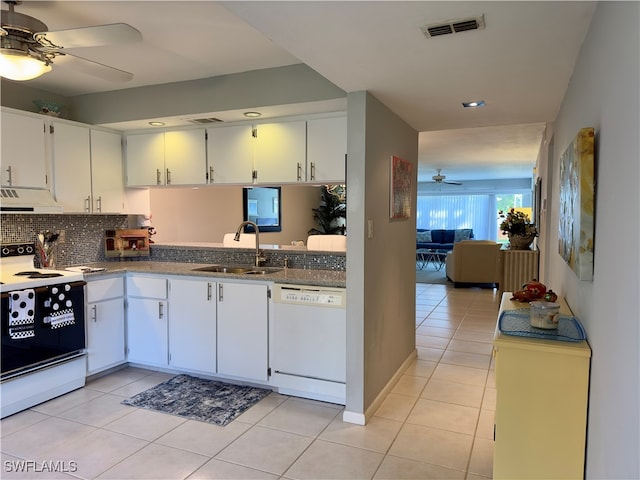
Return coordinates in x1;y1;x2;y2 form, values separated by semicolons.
445;240;502;287
416;228;474;252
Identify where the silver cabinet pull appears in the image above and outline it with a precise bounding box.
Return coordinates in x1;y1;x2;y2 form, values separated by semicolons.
156;168;161;185
91;304;97;322
218;283;223;301
85;196;91;212
5;166;12;186
310;162;316;181
166;168;171;185
209;166;214;183
207;282;212;301
96;196;102;212
158;302;164;319
297;162;303;181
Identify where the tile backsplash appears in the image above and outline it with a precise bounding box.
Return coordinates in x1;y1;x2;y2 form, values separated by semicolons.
1;214;130;267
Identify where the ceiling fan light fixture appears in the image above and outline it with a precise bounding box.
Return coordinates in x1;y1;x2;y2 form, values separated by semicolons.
0;48;51;81
244;111;261;118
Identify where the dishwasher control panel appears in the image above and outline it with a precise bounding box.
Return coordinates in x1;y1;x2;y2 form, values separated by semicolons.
274;285;345;308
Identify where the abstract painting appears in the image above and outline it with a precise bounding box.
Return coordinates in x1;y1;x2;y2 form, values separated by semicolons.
390;155;413;220
558;127;595;280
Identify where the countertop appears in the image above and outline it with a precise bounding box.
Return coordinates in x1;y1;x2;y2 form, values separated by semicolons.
78;261;346;288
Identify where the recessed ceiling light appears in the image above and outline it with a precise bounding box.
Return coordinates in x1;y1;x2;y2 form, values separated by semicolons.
462;100;486;108
148;121;165;126
244;111;261;118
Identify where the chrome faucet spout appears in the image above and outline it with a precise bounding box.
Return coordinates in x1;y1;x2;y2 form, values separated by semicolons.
234;221;264;267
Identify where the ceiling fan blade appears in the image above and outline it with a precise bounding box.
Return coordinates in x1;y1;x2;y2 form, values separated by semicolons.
443;181;463;185
59;52;133;82
36;23;142;49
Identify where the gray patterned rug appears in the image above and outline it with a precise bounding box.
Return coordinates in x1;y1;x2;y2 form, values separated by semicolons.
121;374;271;426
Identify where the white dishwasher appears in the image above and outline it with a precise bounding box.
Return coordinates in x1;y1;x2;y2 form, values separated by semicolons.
271;283;346;404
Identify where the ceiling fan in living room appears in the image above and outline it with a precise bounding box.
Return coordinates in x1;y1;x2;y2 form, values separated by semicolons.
0;0;141;81
431;169;462;185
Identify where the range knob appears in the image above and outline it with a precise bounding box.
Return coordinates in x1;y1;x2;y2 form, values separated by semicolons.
25;245;34;254
17;246;24;254
1;247;9;256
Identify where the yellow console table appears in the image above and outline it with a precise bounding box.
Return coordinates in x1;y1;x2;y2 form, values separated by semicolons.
493;293;591;479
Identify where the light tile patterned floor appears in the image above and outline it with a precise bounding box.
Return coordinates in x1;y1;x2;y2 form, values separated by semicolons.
1;283;498;479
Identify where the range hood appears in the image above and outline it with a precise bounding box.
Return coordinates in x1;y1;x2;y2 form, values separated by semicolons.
0;187;63;213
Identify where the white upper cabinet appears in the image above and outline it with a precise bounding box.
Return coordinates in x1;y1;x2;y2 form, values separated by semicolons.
51;122;92;212
164;130;207;185
206;124;254;184
306;116;347;183
126;130;206;186
253;120;306;184
1;109;48;189
90;129;125;213
51;121;124;213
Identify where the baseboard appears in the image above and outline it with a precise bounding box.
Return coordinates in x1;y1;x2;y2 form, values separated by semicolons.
342;349;417;425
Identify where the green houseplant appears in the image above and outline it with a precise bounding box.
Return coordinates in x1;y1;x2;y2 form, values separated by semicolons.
308;185;346;235
499;208;537;249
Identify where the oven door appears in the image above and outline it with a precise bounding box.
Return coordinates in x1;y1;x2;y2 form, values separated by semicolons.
1;281;86;379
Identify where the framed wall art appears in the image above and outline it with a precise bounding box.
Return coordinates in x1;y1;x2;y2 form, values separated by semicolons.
389;155;413;220
558;127;595;281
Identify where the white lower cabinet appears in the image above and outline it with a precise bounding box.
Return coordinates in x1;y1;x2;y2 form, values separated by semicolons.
85;276;126;375
217;282;269;382
168;277;216;374
126;275;168;367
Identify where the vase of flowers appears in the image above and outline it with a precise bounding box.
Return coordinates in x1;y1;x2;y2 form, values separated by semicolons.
499;209;537;250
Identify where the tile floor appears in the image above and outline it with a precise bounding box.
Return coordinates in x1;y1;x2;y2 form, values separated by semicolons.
1;283;499;479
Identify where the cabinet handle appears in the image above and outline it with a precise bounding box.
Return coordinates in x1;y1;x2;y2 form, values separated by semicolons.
310;162;316;181
85;196;91;212
166;168;171;185
156;168;161;185
96;196;102;212
209;166;214;183
207;282;212;301
5;166;12;186
158;302;164;319
91;304;97;322
218;284;223;301
297;162;302;181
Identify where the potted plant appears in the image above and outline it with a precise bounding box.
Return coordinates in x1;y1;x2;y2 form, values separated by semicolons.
499;208;537;250
308;185;346;235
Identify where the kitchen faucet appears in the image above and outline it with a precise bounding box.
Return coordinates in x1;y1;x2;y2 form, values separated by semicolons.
234;221;265;267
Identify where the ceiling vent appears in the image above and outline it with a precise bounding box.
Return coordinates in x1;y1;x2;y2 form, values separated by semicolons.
421;15;485;38
187;117;224;125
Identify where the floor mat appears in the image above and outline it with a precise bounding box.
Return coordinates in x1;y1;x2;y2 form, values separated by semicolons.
121;374;271;426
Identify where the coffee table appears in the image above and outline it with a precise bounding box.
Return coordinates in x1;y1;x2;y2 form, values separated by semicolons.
416;249;448;271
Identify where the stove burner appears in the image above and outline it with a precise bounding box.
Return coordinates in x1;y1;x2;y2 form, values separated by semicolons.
14;271;64;279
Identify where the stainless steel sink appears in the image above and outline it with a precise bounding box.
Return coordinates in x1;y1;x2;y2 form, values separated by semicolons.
192;265;281;275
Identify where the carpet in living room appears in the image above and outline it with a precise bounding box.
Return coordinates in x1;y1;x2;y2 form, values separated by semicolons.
416;263;450;285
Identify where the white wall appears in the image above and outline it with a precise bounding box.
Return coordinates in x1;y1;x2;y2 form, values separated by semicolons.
545;3;639;478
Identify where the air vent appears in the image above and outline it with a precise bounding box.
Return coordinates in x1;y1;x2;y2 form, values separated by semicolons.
421;15;485;38
187;117;223;125
1;188;19;198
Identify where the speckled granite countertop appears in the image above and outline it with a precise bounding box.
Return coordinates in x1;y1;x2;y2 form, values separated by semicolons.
79;261;346;288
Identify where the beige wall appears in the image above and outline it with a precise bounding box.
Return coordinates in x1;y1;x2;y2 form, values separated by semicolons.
149;184;322;245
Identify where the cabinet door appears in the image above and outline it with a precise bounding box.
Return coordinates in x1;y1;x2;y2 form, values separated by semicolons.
168;278;216;374
1;110;48;189
206;125;254;184
125;133;165;186
51;122;92;212
91;129;124;213
306;116;347;183
126;298;168;366
217;282;269;381
253;121;306;183
86;298;126;374
164;130;207;185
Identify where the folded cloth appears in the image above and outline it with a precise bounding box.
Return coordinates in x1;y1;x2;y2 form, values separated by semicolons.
9;289;35;339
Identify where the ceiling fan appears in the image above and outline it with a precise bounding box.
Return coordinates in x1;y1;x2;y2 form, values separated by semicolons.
431;168;462;185
0;0;141;81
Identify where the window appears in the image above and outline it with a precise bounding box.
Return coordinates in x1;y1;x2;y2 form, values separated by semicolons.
242;187;282;233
